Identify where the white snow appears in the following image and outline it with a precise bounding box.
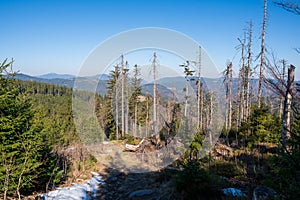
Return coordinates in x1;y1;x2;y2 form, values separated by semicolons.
40;172;105;200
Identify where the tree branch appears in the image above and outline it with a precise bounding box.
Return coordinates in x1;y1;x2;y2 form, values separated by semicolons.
274;1;300;15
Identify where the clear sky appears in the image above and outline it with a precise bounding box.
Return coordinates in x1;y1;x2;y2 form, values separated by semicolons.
0;0;299;79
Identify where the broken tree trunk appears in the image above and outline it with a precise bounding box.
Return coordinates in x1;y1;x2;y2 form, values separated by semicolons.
282;64;295;150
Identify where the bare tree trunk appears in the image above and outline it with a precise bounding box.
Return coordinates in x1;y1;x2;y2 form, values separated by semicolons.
153;52;157;136
238;33;246;126
206;92;213;133
146;90;149;137
224;67;229;142
184;81;189;117
134;101;138;136
279;60;286;118
121;55;125;136
125;78;129;135
240;77;245;123
224;62;233;145
200;84;204;132
246;21;253;120
241;33;246;123
282;65;295;149
228;62;233;131
237;74;241;127
209;92;213;128
225;98;228;131
197;46;202;131
115;79;119;140
258;0;268;108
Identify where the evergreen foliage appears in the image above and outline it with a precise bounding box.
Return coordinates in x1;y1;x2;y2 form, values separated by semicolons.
0;59;76;198
238;105;281;147
176;160;223;199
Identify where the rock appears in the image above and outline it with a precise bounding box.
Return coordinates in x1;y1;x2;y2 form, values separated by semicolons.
222;188;247;198
128;189;154;198
253;186;276;200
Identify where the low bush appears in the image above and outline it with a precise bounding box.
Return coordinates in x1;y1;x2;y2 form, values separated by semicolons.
176;160;223;199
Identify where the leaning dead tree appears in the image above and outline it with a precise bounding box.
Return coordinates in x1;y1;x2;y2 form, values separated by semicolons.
258;0;268;108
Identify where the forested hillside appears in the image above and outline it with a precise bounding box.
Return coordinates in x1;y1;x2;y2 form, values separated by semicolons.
0;60;101;199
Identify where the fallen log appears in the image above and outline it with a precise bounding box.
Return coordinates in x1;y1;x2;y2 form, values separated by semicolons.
125;138;145;151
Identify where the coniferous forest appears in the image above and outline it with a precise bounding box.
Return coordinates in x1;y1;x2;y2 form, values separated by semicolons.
1;1;300;200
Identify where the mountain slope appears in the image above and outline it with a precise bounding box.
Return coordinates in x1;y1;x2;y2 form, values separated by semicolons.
13;73;300;97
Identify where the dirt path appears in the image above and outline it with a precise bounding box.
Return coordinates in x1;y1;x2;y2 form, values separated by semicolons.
96;167;181;200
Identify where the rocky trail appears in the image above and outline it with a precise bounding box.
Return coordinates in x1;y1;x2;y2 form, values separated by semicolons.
96;167;179;200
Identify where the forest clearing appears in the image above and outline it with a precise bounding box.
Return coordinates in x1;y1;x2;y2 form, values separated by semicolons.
1;0;300;199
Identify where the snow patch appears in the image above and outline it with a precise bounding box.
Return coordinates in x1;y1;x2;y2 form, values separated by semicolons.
40;172;105;200
222;188;247;198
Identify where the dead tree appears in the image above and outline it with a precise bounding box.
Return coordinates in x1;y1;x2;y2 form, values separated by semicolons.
118;56;130;137
121;55;125;135
258;0;268;108
238;32;246;125
246;21;253;120
153;52;158;136
223;62;233;144
115;66;120;139
279;60;286;118
264;57;296;149
236;69;242;126
282;65;295;148
264;56;287;111
197;46;203;132
228;62;233;131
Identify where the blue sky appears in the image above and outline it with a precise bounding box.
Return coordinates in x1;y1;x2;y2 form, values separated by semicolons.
0;0;299;79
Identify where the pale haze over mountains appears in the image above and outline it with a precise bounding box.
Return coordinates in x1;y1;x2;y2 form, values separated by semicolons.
14;72;299;98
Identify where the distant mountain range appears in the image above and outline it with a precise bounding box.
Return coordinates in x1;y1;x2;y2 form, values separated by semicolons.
37;73;76;80
12;73;300;97
13;73;109;95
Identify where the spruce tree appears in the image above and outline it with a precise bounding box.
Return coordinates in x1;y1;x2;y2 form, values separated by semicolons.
0;59;50;199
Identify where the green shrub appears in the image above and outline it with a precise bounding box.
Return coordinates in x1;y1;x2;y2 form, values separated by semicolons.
210;160;244;178
176;160;223;199
263;153;300;199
